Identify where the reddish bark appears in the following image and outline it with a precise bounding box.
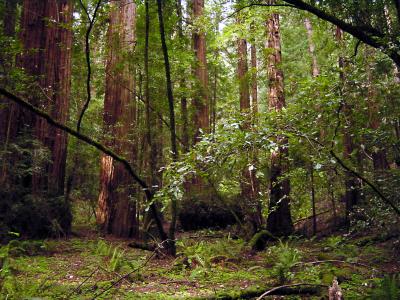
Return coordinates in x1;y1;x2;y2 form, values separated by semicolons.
238;37;250;112
16;0;73;196
265;2;294;236
97;1;138;237
250;41;258;116
304;18;320;77
192;0;209;141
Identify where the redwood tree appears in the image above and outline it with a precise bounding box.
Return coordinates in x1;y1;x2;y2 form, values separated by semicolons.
265;2;294;236
16;0;73;198
192;0;209;140
97;1;138;237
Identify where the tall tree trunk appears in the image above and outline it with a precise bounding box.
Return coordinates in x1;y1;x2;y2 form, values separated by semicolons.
16;0;73;198
97;1;138;238
265;2;294;236
250;35;258;117
237;37;250;113
183;0;212;210
176;0;190;152
304;18;320;77
336;27;361;222
192;0;209;141
210;12;221;134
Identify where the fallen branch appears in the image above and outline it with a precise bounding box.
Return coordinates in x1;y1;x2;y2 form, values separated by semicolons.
256;283;328;299
293;259;370;269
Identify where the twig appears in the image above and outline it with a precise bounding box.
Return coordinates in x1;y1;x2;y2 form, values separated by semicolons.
91;239;173;299
330;149;400;216
350;39;362;59
68;268;97;297
256;283;328;299
98;265;132;285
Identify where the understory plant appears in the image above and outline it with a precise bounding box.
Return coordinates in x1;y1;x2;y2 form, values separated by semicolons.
269;241;302;284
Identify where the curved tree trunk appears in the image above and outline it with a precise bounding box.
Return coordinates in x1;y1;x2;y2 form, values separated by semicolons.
97;1;138;238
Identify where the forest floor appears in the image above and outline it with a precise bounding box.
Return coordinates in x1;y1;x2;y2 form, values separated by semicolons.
1;224;399;299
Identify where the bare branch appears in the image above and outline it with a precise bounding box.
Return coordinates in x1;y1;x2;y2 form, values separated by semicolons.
76;0;103;132
223;3;296;20
282;0;400;67
0;87;151;197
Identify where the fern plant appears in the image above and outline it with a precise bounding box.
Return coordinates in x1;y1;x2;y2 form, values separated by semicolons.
109;246;125;272
270;241;302;284
370;275;400;300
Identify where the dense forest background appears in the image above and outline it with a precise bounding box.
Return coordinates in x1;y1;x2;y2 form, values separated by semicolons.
0;0;399;299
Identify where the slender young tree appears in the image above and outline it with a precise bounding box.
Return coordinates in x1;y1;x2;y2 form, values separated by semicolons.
97;1;138;237
336;27;361;222
250;29;258;118
237;12;262;232
265;1;294;236
304;17;319;235
156;0;180;256
176;0;190;152
304;18;320;77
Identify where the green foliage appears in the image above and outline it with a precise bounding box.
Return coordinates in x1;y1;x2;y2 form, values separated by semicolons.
0;239;52;298
95;239;128;272
369;275;400;300
0;137;71;241
268;241;302;284
176;237;245;279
